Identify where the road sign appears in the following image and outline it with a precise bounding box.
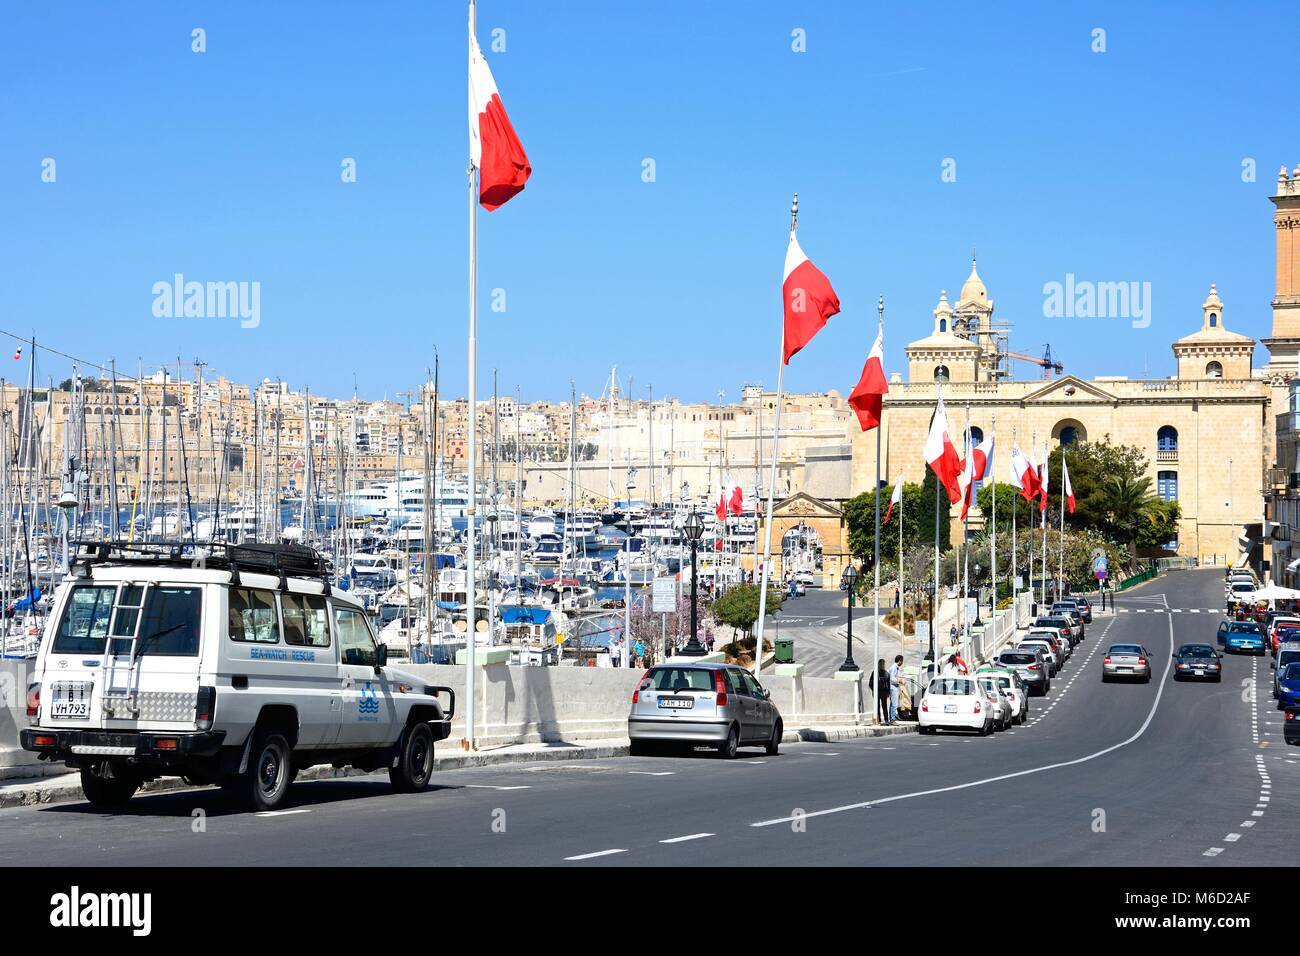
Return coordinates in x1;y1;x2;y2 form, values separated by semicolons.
915;621;930;646
1092;551;1109;581
652;577;676;613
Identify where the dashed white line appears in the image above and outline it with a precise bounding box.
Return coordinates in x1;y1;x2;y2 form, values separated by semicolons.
659;832;715;844
257;809;311;818
565;848;628;861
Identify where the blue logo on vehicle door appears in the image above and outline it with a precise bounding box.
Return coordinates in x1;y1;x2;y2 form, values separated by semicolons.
358;681;380;721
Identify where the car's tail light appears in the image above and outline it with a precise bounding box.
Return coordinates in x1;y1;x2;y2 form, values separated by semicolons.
25;684;39;718
31;733;56;748
631;669;651;704
921;699;929;712
1104;657;1112;665
1288;711;1296;722
973;700;982;713
714;669;728;706
154;738;179;751
1028;663;1039;671
195;686;216;731
1138;657;1147;666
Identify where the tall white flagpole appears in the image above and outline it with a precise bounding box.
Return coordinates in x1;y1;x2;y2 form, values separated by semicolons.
1059;452;1066;594
1011;429;1017;606
1040;440;1048;606
753;194;798;675
962;403;971;649
872;296;884;719
464;0;479;750
990;413;996;638
898;474;904;644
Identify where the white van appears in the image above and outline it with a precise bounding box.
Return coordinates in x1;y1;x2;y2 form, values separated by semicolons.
21;542;455;811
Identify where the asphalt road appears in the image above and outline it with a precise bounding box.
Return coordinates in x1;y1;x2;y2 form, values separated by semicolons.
2;568;1293;866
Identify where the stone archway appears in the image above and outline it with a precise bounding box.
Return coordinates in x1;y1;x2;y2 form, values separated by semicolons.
750;492;849;588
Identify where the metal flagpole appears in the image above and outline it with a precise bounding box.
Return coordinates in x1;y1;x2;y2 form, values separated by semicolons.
962;403;971;651
1028;432;1035;614
1011;428;1017;607
872;296;883;716
990;413;996;638
898;471;904;643
464;0;479;750
933;387;942;664
753;194;799;675
1040;440;1048;606
1059;452;1066;595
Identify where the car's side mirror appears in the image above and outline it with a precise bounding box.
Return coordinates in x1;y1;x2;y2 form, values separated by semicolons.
375;644;388;669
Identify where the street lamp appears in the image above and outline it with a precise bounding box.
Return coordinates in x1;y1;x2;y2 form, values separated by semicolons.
839;564;859;672
679;509;707;656
973;562;983;626
924;578;937;664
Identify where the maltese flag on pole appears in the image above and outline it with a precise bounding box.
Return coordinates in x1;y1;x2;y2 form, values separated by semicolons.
848;325;888;431
469;28;531;210
782;232;841;363
1010;444;1038;503
1063;455;1076;514
924;396;964;505
883;475;904;525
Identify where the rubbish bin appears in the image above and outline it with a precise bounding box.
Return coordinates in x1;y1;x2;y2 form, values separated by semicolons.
774;638;795;664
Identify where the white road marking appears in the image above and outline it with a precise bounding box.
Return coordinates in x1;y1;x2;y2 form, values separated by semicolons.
1242;820;1256;827
1225;833;1241;842
257;809;312;818
1252;810;1265;817
628;771;675;776
565;848;628;861
659;832;714;844
466;785;533;790
1203;847;1224;857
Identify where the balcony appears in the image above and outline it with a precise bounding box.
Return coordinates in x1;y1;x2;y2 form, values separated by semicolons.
1156;447;1178;464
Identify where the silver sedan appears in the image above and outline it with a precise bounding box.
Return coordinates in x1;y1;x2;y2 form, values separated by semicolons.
1102;643;1152;683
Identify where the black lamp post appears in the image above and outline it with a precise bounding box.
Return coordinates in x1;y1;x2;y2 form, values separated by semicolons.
679;510;706;656
925;579;936;664
839;564;859;672
973;562;983;626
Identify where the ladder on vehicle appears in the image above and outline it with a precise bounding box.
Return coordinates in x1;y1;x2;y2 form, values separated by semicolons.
101;583;150;718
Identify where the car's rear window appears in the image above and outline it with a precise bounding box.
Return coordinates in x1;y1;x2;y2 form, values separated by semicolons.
1228;623;1263;634
929;678;973;696
647;667;714;691
51;585;116;654
1109;645;1143;654
1000;653;1035;664
1179;645;1216;658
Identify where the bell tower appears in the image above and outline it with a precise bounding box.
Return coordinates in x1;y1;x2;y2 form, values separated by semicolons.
1265;165;1300;374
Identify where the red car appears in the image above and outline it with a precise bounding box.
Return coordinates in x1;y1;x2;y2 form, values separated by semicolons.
1272;619;1300;654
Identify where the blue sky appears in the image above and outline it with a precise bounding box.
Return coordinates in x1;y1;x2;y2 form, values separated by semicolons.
1;1;1295;404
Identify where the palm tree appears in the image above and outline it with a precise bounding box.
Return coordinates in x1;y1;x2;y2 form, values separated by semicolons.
1102;475;1159;554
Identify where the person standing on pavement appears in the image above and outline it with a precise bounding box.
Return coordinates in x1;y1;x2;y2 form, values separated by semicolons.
888;655;903;723
873;658;891;724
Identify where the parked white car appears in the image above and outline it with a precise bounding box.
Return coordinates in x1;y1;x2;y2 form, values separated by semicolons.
975;674;1014;731
918;676;995;736
978;667;1030;725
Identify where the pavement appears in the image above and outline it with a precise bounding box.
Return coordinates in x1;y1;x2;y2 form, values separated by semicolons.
766;586;927;677
2;567;1295;866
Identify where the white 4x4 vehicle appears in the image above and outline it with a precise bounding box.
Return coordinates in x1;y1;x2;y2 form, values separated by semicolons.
21;542;455;811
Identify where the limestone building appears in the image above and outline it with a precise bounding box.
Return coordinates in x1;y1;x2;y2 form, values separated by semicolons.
848;178;1300;561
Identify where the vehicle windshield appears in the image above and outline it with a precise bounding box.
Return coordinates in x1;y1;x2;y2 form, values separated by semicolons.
1178;645;1216;658
51;583;201;657
646;667;713;692
1284;663;1300;680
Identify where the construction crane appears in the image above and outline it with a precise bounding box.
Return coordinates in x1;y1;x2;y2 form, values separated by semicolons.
1002;344;1064;380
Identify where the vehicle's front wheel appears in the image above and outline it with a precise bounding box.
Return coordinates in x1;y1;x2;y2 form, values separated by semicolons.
80;761;140;809
765;720;782;756
390;722;435;793
234;730;292;812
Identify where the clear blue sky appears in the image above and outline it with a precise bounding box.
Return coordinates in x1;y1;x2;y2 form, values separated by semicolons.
2;1;1295;404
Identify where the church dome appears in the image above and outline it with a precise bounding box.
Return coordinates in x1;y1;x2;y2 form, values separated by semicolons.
958;258;987;307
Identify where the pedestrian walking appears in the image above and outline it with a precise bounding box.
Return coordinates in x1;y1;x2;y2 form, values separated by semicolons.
894;588;900;608
888;655;903;723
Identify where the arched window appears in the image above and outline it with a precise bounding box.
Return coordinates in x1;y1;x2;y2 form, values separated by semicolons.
1157;426;1178;451
1059;426;1080;446
933;365;950;383
1206;361;1223;378
938;319;947;332
1209;312;1218;327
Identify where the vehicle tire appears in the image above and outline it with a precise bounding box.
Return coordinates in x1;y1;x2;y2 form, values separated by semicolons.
629;739;655;757
80;761;140;809
389;722;435;793
765;720;782;756
717;724;740;759
1101;674;1110;683
1142;673;1151;684
238;730;293;812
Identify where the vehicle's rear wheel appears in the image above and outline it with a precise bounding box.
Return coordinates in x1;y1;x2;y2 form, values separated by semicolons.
765;720;782;756
629;739;651;757
233;730;292;812
390;722;435;793
717;724;740;759
80;761;140;809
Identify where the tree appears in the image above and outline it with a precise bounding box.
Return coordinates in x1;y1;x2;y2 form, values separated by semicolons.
710;583;784;642
1047;438;1147;540
844;473;949;561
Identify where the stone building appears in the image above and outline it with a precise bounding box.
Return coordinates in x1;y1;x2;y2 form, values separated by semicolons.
848;178;1300;562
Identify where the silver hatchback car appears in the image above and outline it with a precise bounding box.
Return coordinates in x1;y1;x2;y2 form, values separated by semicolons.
1102;643;1152;683
627;662;782;758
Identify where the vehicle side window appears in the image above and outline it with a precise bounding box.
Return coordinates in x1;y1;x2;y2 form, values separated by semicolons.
335;606;376;666
228;588;280;644
282;593;330;647
741;672;765;697
727;670;750;696
51;585;115;654
136;587;202;657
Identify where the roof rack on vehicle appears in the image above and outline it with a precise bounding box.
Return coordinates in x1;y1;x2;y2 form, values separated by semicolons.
69;539;333;581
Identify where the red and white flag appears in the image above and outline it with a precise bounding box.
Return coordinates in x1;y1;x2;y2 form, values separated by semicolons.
782;232;840;363
715;483;728;523
924;396;964;505
728;477;744;516
958;430;995;521
1010;443;1038;503
848;324;888;431
883;476;903;525
469;28;531;211
1062;455;1075;514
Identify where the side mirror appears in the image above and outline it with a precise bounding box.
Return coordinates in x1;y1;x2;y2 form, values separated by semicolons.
376;644;389;669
